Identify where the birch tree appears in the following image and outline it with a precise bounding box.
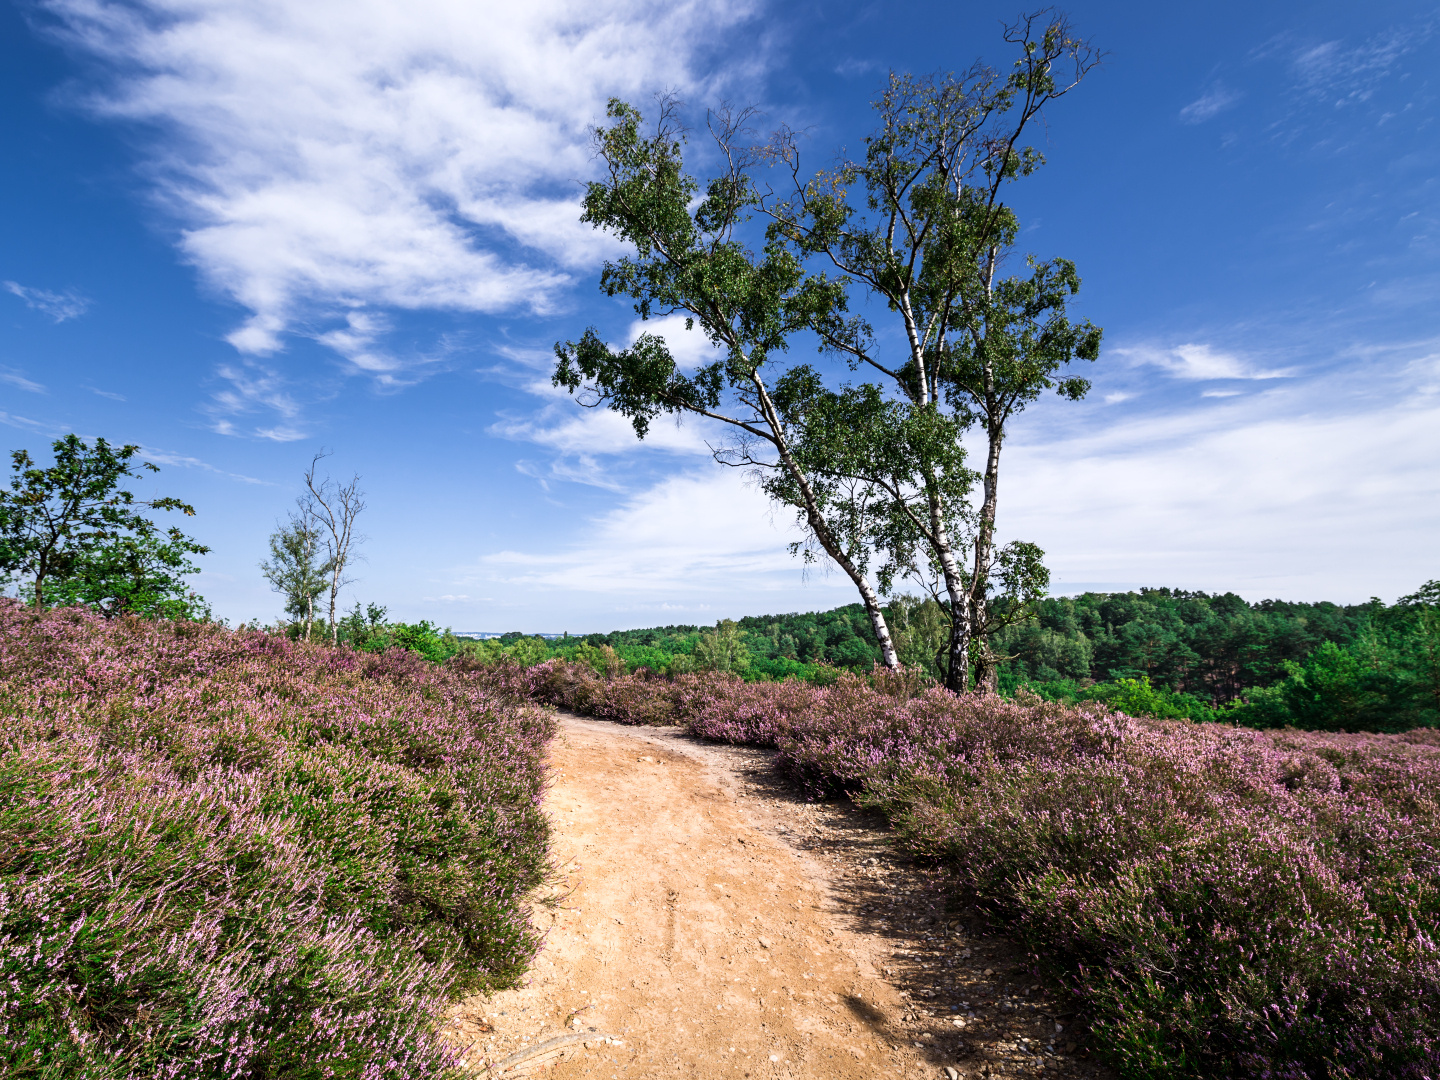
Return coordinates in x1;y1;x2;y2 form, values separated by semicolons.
555;12;1100;688
260;513;327;637
555;96;906;667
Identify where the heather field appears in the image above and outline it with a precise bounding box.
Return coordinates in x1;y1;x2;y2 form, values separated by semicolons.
474;656;1440;1079
0;603;554;1080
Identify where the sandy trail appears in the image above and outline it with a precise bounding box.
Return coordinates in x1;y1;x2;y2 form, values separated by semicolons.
446;713;1109;1080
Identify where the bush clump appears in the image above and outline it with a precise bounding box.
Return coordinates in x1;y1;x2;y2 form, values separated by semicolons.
482;656;1440;1079
0;603;554;1079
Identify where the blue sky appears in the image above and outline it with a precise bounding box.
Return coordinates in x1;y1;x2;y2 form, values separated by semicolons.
1;0;1437;631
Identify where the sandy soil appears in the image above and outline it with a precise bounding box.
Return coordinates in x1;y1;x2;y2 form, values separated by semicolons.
445;713;1113;1080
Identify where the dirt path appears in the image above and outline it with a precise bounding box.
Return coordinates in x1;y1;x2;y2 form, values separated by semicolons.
446;714;1111;1080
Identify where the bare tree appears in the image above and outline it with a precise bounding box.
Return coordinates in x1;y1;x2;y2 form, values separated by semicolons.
301;452;366;643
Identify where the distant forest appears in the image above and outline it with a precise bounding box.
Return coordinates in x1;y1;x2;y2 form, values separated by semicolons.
469;585;1439;733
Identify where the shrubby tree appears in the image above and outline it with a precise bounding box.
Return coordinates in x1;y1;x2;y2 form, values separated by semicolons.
555;12;1100;690
694;618;751;673
0;435;210;617
46;524;211;620
260;515;328;638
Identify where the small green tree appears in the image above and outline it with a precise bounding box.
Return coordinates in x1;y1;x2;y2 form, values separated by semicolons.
259;516;329;637
694;618;751;673
1395;580;1440;721
0;435;209;616
45;525;211;620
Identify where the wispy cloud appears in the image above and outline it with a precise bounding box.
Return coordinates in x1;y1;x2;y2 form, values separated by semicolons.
0;411;67;436
3;281;89;322
0;368;46;394
88;387;127;401
474;468;845;599
41;0;765;388
1115;342;1297;381
1180;84;1242;124
834;57;878;78
205;361;306;441
139;446;271;485
1291;26;1426;108
1003;385;1440;602
492;399;714;492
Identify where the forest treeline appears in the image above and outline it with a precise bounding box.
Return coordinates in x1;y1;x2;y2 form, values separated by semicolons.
463;584;1440;734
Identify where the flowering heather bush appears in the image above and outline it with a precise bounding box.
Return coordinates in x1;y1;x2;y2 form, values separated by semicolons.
493;657;1440;1078
0;603;554;1079
458;656;683;726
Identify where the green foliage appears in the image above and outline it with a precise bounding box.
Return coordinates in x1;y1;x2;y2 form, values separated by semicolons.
1023;675;1231;724
996;587;1371;700
43;522;212;621
1228;631;1435;733
1005;584;1440;731
338;608;465;665
0;434;210;618
260;516;330;633
365;581;1440;732
443;607;885;685
693;618;751;672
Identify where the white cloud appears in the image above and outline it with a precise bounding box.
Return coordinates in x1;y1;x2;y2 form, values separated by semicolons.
1002;384;1440;602
1116;342;1296;381
0;369;46;394
204;361;305;439
42;0;764;374
0;411;66;436
139;446;270;485
627;313;728;369
474;468;857;603
3;281;89;322
1179;84;1241;124
1291;27;1422;106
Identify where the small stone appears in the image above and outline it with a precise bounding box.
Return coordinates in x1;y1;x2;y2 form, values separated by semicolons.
983;968;995;976
1065;1042;1077;1054
946;1069;961;1080
769;1054;780;1062
758;936;773;949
